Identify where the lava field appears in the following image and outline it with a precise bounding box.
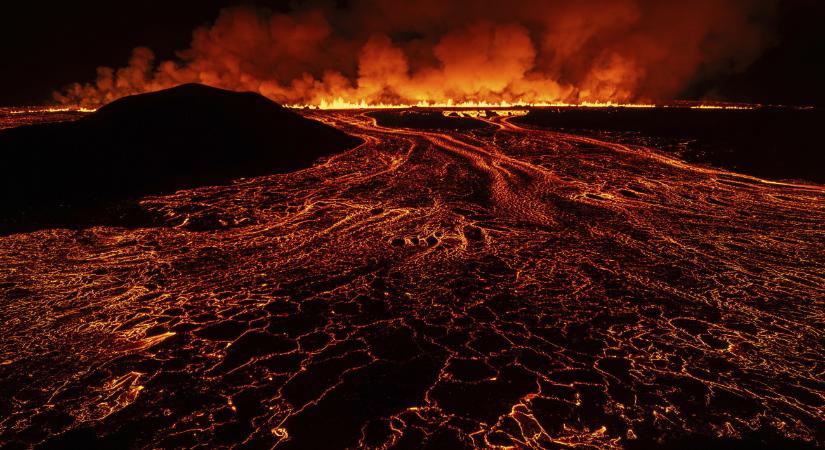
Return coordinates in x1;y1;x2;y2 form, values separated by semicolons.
0;108;823;449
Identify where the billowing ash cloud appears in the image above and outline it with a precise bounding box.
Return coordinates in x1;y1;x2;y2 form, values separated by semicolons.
55;0;777;106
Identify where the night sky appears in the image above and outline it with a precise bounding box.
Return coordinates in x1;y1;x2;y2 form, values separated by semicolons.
0;0;255;105
1;0;823;106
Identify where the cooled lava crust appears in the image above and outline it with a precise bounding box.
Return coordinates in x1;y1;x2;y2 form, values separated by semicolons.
0;105;823;449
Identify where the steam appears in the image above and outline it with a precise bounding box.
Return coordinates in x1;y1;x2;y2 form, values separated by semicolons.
55;0;776;106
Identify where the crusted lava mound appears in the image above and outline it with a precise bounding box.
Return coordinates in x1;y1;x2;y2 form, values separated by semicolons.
0;84;362;231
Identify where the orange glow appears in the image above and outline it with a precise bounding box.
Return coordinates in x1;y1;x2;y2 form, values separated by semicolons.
52;2;777;108
689;104;755;110
7;106;97;114
16;101;764;112
291;98;662;110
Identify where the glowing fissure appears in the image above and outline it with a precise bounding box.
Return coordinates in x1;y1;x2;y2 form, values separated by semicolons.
11;103;758;115
290;99;663;110
6;107;98;114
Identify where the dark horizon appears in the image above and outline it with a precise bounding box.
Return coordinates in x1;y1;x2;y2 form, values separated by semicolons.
2;0;824;107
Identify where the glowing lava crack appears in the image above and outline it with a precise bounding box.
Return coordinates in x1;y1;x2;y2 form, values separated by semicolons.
0;110;823;449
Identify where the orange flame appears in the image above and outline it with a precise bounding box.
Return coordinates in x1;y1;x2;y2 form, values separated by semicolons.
291;98;662;110
52;2;776;109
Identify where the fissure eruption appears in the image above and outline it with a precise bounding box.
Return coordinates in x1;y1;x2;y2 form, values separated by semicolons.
55;0;777;108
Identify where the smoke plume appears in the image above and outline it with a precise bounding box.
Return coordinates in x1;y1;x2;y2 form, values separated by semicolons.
55;0;777;106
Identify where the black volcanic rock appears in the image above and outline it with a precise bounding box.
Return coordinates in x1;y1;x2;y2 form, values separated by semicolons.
513;107;825;183
0;84;362;229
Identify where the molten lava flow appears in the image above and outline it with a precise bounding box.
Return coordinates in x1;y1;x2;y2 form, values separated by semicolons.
6;106;97;114
0;107;98;130
0;108;822;449
689;105;755;110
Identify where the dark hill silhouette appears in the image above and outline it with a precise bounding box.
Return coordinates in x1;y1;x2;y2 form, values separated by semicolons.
0;84;363;233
